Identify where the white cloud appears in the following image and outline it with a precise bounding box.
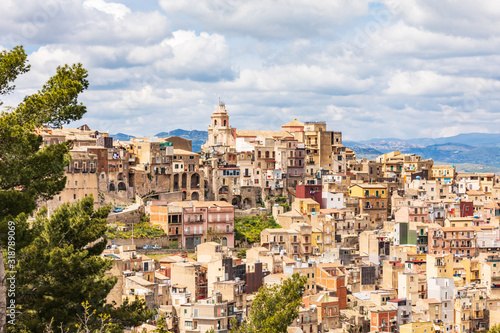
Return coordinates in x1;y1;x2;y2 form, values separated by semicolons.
83;0;131;20
159;0;369;39
4;1;500;141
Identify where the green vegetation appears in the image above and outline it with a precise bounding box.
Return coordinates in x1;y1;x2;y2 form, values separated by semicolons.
234;215;281;244
488;324;500;333
231;273;307;333
0;45;153;332
107;222;166;239
236;248;247;259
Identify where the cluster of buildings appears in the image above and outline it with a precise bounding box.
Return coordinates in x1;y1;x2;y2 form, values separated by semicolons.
38;103;500;332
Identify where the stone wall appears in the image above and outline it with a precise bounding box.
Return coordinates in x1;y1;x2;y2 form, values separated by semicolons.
106;208;143;226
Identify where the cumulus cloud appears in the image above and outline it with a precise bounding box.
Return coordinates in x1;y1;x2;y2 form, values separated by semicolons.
4;0;500;140
159;0;369;39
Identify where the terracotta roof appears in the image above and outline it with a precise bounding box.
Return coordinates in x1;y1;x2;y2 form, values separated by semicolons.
350;183;387;189
173;149;198;156
441;226;475;231
282;119;304;127
169;201;233;208
467;190;485;195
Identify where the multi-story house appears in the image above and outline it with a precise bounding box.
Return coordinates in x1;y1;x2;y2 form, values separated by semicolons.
454;285;487;333
431;165;456;184
178;292;231;333
44;148;98;214
427;277;454;331
348;183;388;226
148;200;235;248
428;227;477;260
171;261;208;302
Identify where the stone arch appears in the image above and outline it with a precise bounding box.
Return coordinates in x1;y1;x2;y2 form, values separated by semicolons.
219;197;227;202
231;197;240;208
118;182;126;191
182;173;187;189
221;237;228;247
173;173;180;191
191;173;200;189
109;182;116;191
242;198;252;209
219;186;228;195
191;191;200;201
117;172;124;181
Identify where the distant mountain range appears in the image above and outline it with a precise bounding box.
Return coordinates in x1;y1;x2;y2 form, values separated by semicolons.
110;131;500;170
155;129;208;152
109;133;135;141
109;129;209;153
344;133;500;168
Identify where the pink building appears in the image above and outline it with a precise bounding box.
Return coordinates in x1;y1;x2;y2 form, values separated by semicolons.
170;201;235;249
428;226;477;259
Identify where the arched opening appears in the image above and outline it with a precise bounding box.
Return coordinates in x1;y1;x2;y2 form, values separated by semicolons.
191;192;199;201
109;183;115;191
118;182;126;191
191;173;200;189
232;197;240;208
220;197;227;202
182;191;187;200
222;237;228;247
219;186;228;195
182;173;187;189
242;198;252;209
173;174;180;191
223;119;227;126
214;119;217;126
117;172;124;181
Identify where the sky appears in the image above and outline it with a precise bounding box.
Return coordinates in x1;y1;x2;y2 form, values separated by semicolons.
2;0;500;141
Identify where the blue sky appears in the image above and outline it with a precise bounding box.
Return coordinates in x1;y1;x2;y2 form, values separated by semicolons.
2;0;500;140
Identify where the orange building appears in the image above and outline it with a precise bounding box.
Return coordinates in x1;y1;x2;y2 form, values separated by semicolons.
370;305;398;332
315;263;348;309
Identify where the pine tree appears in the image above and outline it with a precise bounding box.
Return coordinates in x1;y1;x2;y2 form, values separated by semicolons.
232;273;307;333
0;46;153;332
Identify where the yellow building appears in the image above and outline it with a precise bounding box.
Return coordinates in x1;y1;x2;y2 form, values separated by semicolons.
400;321;436;333
426;254;454;279
444;217;474;228
292;198;321;215
454;286;487;333
312;227;323;254
349;184;387;198
431;165;456;183
462;258;481;285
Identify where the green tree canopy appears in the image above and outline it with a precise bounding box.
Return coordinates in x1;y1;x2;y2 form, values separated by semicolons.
0;46;153;332
233;273;307;333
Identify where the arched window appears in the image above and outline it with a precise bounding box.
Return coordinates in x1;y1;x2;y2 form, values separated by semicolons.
214;120;217;126
223;119;227;126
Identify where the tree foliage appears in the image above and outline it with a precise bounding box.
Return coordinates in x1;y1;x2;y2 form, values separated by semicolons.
0;46;152;332
488;324;500;333
232;273;306;333
234;215;280;244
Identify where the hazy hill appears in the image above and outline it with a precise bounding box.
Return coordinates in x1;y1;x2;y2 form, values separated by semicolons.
109;133;135;141
155;129;208;152
345;133;500;169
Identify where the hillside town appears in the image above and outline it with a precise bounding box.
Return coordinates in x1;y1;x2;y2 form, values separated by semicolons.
38;102;500;333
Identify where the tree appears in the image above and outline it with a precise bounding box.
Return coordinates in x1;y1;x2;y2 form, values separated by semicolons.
0;46;153;332
232;273;307;333
488;324;500;333
0;45;88;333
